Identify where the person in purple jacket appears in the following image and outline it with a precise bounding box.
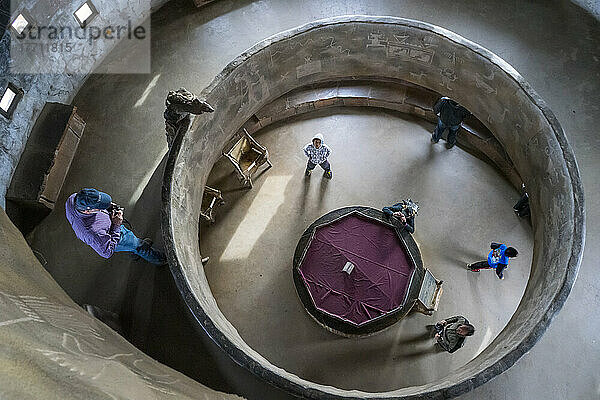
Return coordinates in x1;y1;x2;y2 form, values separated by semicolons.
65;188;166;265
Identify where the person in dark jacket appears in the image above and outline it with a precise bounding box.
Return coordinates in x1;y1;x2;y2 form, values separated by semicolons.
514;192;530;218
467;242;518;279
431;97;471;148
513;183;531;218
382;199;419;234
433;316;475;353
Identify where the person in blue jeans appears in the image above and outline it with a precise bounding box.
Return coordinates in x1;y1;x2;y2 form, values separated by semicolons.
382;199;419;234
114;225;164;263
467;242;518;279
431;97;471;149
65;188;166;265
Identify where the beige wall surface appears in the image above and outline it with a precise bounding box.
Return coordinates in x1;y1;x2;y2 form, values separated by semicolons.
0;209;241;400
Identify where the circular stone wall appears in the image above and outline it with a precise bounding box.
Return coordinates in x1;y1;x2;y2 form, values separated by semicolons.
162;16;584;399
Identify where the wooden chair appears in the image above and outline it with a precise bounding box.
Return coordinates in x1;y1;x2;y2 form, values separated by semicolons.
412;268;443;315
200;186;225;223
223;129;272;188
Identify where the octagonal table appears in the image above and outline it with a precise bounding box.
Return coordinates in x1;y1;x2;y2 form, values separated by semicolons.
293;206;441;337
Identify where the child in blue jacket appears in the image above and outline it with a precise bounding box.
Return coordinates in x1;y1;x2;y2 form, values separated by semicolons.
467;243;518;279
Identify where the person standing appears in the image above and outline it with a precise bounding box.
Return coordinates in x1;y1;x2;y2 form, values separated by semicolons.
65;188;166;265
382;199;419;234
431;96;471;148
303;133;332;179
513;192;530;218
433;316;475;353
467;242;518;279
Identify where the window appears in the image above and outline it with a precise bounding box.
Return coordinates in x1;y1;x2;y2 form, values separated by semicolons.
73;1;99;28
10;11;34;37
0;83;24;120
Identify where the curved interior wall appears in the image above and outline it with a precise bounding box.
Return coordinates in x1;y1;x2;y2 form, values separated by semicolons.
163;16;584;399
243;79;523;189
0;207;238;399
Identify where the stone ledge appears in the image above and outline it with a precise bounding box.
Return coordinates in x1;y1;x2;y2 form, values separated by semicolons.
244;79;522;188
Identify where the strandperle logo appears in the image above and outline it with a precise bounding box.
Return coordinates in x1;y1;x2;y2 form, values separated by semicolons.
9;0;151;74
14;21;147;45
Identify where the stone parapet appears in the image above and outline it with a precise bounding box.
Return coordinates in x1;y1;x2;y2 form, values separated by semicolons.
242;79;522;188
162;16;584;400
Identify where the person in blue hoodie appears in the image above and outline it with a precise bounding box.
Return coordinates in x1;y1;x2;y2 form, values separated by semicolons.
467;243;518;279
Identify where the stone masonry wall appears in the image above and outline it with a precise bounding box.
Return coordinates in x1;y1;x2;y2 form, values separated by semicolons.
0;0;167;207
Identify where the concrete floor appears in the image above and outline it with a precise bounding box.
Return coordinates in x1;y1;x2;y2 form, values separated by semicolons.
26;0;599;399
202;108;531;391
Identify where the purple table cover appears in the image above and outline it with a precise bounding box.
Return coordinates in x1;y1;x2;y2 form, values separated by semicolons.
298;214;415;326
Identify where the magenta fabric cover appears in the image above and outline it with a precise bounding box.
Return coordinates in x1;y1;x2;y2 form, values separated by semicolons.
298;213;415;326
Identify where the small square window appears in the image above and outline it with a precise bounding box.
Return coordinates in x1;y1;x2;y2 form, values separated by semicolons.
0;83;24;120
73;1;99;28
9;10;34;37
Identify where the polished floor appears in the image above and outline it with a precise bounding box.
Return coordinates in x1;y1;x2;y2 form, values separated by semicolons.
26;0;599;399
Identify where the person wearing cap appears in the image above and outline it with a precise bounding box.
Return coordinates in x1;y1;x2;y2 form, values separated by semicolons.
65;188;166;265
433;316;475;353
382;199;419;234
303;133;332;179
467;242;519;279
431;96;471;149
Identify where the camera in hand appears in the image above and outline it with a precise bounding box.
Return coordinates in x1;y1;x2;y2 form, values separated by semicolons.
107;202;123;215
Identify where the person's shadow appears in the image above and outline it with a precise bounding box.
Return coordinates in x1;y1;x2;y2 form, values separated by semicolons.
299;172;311;211
318;174;330;208
392;346;440;360
396;330;433;344
391;326;443;360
